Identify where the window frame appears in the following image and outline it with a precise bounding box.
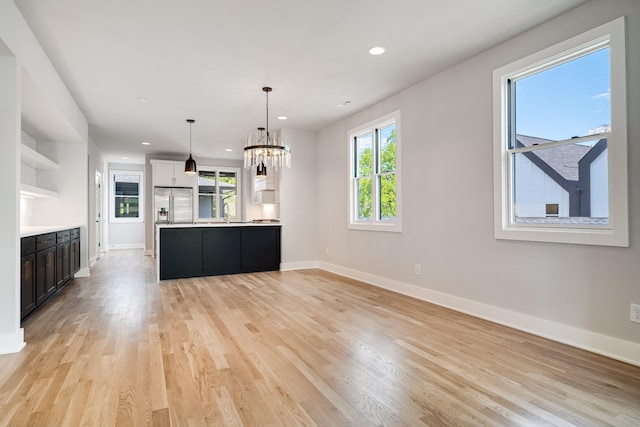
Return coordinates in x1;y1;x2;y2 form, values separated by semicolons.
493;17;628;247
195;165;241;222
348;110;401;232
109;170;144;224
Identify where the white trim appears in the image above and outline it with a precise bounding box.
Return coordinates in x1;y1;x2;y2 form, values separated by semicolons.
0;328;25;355
109;243;144;250
109;170;144;224
348;110;402;233
194;165;242;222
280;260;319;271
492;17;628;247
144;249;153;256
316;261;640;367
74;267;90;278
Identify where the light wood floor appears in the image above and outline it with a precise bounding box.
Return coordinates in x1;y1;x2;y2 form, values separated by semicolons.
1;250;639;426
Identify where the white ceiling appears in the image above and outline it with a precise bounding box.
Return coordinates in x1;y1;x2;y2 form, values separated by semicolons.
15;0;586;164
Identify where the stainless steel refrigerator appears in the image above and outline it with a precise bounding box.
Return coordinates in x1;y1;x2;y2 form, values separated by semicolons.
154;187;193;224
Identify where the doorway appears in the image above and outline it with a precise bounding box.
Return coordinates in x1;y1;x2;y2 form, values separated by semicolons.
95;170;104;260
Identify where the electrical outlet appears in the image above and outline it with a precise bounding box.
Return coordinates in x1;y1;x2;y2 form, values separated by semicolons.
631;304;640;324
414;264;421;276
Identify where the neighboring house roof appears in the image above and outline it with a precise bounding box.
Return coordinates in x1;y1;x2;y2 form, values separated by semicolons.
515;134;607;217
516;134;590;182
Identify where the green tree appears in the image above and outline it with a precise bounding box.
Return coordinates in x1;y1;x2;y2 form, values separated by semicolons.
380;129;396;220
357;128;396;220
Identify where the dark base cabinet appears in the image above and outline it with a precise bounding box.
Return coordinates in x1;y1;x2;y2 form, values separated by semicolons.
21;227;81;322
21;237;37;319
160;226;281;280
36;246;56;304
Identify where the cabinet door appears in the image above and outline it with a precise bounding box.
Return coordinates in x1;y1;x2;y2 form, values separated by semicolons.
21;254;36;319
159;228;203;280
154;163;177;187
203;228;242;276
36;247;56;305
241;227;281;273
71;239;80;274
172;165;195;187
56;242;71;289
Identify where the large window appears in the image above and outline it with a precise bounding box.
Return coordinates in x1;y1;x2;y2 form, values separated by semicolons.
493;17;628;246
349;111;401;232
197;168;239;221
110;170;143;223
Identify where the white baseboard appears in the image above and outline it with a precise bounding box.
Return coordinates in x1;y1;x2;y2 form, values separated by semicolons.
317;261;640;367
74;267;90;278
281;260;319;271
0;328;25;355
109;243;144;250
89;255;98;267
144;249;153;256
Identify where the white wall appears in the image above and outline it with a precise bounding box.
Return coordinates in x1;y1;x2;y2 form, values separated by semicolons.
280;129;318;266
88;138;105;263
30;141;89;275
0;53;23;353
316;0;640;362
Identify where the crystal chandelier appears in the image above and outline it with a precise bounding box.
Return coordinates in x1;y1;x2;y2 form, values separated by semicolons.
244;87;291;171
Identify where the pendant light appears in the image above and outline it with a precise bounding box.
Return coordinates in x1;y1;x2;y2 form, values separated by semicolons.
184;119;197;175
244;87;291;170
255;127;267;176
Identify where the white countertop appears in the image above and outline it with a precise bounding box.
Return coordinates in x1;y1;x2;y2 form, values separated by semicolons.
157;222;283;229
20;225;81;238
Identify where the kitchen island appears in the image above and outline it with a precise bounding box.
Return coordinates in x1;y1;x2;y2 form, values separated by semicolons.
157;222;282;281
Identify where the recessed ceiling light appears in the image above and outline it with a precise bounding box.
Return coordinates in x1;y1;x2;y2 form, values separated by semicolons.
277;116;287;120
137;97;149;103
225;148;233;152
368;46;385;55
122;157;129;160
141;141;150;145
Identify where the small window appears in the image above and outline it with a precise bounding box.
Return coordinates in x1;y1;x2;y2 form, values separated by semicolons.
110;170;143;223
493;17;628;246
197;168;239;221
349;111;401;232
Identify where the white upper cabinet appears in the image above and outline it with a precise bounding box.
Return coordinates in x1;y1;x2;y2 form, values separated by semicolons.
152;160;195;187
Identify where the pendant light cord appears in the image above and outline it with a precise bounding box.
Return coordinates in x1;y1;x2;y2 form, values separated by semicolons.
265;89;269;138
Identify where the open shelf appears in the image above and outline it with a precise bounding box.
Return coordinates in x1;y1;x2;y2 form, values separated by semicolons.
20;144;59;171
20;184;59;199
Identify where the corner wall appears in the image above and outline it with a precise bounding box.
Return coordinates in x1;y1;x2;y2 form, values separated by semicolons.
315;0;640;363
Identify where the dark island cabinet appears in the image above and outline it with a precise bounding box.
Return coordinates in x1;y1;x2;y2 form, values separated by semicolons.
203;228;242;276
242;227;281;273
159;226;281;280
21;227;81;321
160;228;203;280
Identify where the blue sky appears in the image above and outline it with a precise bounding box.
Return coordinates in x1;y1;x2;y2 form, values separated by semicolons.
515;47;610;141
